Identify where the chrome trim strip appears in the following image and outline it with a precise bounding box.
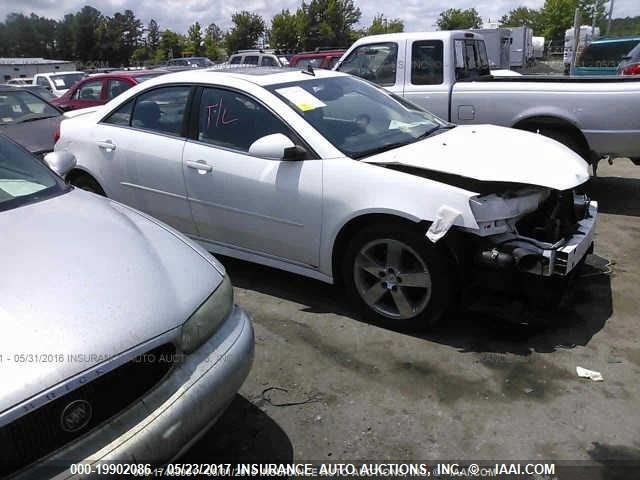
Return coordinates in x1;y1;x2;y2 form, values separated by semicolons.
120;182;188;200
189;197;304;227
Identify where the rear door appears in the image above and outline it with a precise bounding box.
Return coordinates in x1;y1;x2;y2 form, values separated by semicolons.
402;39;449;119
91;84;197;235
70;78;105;110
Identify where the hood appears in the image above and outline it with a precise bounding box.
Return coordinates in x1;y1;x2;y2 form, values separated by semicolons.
0;116;61;154
363;125;590;191
0;188;223;413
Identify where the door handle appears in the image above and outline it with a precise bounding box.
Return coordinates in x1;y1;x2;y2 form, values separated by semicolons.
186;160;213;173
96;140;116;151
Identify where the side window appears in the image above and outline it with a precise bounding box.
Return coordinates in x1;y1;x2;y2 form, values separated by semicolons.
455;39;490;80
197;87;292;153
261;56;278;67
130;86;191;136
243;56;259;65
102;100;134;126
107;79;132;100
36;77;49;88
411;40;443;85
74;80;103;100
337;42;398;86
229;56;242;65
327;56;340;69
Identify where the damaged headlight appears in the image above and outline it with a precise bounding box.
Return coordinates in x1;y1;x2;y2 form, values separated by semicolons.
469;188;550;236
181;275;234;354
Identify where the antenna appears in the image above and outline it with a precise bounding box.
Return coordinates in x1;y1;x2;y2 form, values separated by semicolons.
303;64;315;76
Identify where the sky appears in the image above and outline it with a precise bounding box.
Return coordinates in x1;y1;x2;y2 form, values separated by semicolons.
0;0;638;35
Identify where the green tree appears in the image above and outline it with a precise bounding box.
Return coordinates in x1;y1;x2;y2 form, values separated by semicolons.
74;6;102;62
271;9;303;51
147;19;160;51
436;8;482;30
225;11;265;53
301;0;361;49
204;23;224;60
500;7;544;34
56;14;76;60
578;0;607;31
186;21;203;56
541;0;579;43
157;29;184;62
366;14;404;35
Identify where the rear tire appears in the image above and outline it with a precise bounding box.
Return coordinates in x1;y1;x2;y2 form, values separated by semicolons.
341;222;454;331
69;173;105;196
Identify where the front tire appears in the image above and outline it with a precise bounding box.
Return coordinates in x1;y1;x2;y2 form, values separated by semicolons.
342;223;454;330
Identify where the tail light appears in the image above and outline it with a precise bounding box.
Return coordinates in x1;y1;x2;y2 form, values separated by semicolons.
621;62;640;76
53;124;60;143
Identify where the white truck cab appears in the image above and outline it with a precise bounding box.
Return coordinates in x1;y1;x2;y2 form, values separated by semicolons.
32;71;86;97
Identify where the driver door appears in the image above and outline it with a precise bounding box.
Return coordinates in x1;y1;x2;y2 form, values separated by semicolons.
182;86;323;267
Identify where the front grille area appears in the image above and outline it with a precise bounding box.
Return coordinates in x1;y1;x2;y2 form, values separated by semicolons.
0;343;176;477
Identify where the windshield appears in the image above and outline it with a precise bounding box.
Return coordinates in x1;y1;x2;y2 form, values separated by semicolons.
50;73;85;89
0;91;60;125
267;75;446;158
0;136;65;211
27;86;57;101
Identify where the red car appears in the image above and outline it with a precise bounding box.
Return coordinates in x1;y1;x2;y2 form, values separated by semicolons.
289;50;345;70
51;70;167;111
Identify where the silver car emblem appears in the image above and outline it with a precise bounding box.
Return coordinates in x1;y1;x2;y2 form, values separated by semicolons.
60;399;92;433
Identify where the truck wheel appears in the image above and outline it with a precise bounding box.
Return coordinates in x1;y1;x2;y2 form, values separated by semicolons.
70;173;106;196
342;223;454;330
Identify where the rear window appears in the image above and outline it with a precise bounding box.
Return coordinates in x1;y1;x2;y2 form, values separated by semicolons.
579;40;640;67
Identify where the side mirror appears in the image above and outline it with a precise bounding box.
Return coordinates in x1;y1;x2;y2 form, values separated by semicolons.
248;133;306;160
44;151;76;177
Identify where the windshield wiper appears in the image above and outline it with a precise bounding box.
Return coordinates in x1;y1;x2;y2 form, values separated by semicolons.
352;141;410;159
17;115;58;124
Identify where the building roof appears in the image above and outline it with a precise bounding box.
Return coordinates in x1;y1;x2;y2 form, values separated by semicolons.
0;58;74;65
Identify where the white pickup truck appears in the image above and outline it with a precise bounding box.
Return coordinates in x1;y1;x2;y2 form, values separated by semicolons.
335;31;640;172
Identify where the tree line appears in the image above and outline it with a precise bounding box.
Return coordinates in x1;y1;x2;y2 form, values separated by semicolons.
0;0;638;67
437;0;638;44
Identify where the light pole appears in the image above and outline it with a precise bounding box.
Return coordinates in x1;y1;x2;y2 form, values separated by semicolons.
607;0;615;35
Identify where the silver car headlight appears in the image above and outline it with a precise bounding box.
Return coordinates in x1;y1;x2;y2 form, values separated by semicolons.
181;275;234;354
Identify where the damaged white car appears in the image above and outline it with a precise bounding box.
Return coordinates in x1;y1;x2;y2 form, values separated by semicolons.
56;68;597;328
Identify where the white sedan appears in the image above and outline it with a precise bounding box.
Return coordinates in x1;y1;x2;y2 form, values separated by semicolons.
56;67;597;328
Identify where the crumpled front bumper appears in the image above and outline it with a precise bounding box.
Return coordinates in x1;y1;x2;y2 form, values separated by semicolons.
476;201;598;277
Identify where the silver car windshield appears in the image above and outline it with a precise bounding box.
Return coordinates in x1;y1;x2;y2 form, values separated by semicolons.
0;137;65;211
268;75;446;158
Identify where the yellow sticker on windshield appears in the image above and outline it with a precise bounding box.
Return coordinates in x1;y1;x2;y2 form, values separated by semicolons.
275;86;326;112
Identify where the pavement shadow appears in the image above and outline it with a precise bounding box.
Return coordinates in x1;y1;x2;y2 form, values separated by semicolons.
223;254;612;356
583;175;640;216
179;395;293;463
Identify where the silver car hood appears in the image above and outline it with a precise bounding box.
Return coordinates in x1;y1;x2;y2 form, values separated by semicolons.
0;188;223;413
362;124;590;191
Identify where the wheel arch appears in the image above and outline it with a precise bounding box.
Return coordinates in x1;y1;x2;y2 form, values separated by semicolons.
512;115;591;158
329;212;462;285
66;167;108;195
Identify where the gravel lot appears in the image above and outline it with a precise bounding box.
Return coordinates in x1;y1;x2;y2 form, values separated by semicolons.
183;159;640;466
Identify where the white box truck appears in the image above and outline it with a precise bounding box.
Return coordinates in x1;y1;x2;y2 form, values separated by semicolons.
509;26;534;68
472;28;512;69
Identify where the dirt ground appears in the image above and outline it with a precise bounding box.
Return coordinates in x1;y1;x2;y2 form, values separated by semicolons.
182;159;640;468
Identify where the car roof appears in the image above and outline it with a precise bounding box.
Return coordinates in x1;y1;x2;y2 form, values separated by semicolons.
142;65;346;88
80;70;165;80
37;71;85;77
292;50;345;58
353;30;478;45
